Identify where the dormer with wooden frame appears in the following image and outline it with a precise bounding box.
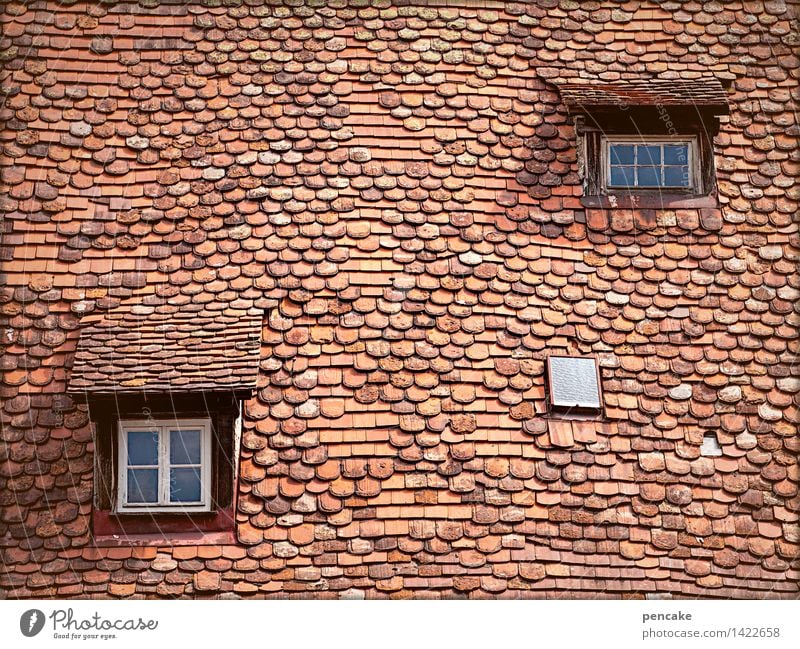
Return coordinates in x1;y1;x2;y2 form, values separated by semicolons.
558;78;730;210
67;304;263;545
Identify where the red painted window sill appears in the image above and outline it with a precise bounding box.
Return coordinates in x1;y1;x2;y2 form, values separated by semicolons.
92;507;235;546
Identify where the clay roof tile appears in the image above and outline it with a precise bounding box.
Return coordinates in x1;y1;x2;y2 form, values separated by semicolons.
67;303;263;395
558;77;730;113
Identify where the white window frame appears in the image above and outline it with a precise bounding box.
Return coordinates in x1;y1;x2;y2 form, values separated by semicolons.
117;418;212;514
601;135;700;193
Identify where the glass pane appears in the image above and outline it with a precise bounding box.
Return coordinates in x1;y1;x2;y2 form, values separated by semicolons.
637;166;661;186
127;431;158;466
170;467;202;503
700;433;722;457
548;357;601;409
638;145;661;165
609;166;635;187
127;468;158;503
663;144;688;164
170;428;202;465
664;166;690;187
609;144;635;165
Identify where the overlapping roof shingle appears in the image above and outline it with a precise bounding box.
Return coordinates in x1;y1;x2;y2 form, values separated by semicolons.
68;305;262;394
0;0;797;600
558;78;730;112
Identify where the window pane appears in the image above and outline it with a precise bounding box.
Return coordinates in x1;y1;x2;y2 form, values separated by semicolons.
609;144;635;165
701;433;723;457
609;166;635;187
638;145;661;165
664;166;690;187
170;428;202;465
663;144;689;164
127;431;158;466
127;468;159;503
170;467;202;503
548;357;601;409
637;166;661;186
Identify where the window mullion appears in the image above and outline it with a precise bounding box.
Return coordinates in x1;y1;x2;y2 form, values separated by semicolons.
120;424;127;508
160;426;169;506
203;423;210;508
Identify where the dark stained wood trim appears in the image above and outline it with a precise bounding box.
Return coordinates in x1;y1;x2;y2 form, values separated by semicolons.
86;391;243;542
576;106;722;206
92;507;235;541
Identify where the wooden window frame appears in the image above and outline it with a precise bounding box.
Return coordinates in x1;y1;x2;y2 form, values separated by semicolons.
88;392;244;544
575;107;720;209
600;135;700;194
117;418;212;514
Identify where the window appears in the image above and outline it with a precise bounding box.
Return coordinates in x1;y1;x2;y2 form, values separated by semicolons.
546;355;603;414
557;78;730;208
700;432;722;457
603;137;698;192
86;393;241;542
577;127;716;205
117;418;212;513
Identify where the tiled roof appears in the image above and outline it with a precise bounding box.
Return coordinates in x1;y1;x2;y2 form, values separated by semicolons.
1;0;797;601
68;305;262;394
558;78;730;112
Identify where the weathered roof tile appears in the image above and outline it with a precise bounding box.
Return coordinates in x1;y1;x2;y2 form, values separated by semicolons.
68;304;263;394
0;0;797;601
558;77;730;112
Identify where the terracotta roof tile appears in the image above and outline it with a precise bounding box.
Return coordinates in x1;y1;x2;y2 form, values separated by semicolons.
558;78;730;113
0;0;797;601
68;303;263;394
